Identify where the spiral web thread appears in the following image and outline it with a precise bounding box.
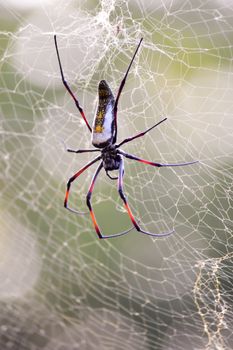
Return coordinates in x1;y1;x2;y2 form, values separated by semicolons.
0;0;233;349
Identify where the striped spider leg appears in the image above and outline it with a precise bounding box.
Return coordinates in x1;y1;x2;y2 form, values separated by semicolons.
54;35;92;132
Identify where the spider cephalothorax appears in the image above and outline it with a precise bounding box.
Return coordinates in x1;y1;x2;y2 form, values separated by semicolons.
101;145;121;172
54;35;198;239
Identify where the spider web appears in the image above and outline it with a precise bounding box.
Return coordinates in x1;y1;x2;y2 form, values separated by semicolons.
0;0;233;349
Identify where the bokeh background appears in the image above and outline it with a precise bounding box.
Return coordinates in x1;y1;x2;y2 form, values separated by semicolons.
0;0;233;349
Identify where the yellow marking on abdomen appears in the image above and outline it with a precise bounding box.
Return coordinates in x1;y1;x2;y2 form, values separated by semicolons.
94;109;105;133
95;125;103;133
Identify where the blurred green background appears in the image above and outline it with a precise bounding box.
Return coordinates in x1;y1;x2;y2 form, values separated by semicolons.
0;0;233;349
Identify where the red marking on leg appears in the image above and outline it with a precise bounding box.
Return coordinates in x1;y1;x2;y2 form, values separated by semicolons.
81;111;92;132
90;209;102;238
124;202;140;230
89;181;95;194
139;159;160;166
64;190;69;207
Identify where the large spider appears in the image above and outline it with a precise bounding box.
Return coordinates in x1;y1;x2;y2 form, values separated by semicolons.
54;35;198;239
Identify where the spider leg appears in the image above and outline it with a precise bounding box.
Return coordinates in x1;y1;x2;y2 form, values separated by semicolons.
118;158;174;237
54;35;92;132
113;38;143;143
64;155;101;214
67;148;100;154
61;139;99;154
118;150;199;167
86;162;134;239
106;171;118;180
116;118;167;148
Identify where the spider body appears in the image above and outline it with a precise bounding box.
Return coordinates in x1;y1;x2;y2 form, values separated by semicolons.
92;80;115;148
54;35;198;239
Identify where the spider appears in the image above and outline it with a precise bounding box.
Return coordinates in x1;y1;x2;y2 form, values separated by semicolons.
54;35;198;239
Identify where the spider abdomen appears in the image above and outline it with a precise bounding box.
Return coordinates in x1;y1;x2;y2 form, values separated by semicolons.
92;80;115;148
